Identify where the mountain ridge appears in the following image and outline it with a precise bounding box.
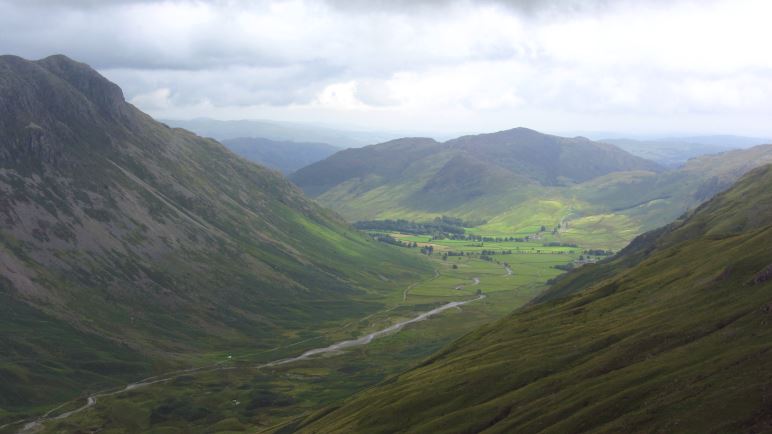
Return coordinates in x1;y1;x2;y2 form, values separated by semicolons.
292;127;662;196
0;54;429;420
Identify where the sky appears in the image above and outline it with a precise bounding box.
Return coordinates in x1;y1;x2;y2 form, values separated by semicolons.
2;0;772;137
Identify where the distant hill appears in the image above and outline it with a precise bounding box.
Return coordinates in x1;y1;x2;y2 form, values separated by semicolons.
298;164;772;433
602;135;771;167
163;117;397;148
290;129;772;250
293;128;661;191
290;128;661;217
221;137;339;174
0;55;428;420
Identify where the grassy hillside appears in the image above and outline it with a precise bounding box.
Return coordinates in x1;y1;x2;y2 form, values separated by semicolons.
31;235;580;433
0;55;430;424
296;164;772;434
291;129;772;250
291;128;659;203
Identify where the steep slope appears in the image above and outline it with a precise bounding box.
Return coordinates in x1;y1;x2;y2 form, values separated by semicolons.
0;55;429;420
220;137;339;174
290;137;445;197
570;144;772;233
298;165;772;434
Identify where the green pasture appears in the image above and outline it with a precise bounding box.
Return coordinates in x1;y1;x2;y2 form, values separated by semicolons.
32;242;581;434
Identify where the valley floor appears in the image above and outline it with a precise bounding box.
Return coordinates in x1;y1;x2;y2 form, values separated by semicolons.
10;239;579;434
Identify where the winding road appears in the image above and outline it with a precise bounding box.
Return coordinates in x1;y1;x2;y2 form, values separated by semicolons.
12;294;485;433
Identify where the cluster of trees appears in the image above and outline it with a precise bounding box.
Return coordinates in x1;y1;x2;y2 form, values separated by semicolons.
543;241;578;247
584;249;614;256
433;215;487;227
354;218;465;237
445;234;533;242
550;222;568;235
554;263;575;271
420;245;434;255
369;233;418;248
480;249;513;255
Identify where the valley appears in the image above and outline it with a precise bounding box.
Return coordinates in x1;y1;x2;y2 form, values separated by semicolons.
297;165;772;434
13;242;569;433
291;132;772;251
1;48;771;434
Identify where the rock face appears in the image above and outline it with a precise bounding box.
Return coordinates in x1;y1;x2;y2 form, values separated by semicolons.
752;264;772;285
0;55;426;415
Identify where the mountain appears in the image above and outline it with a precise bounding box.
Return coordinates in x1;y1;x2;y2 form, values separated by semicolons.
290;128;662;225
0;55;428;421
220;137;339;174
289;129;772;250
293;128;660;192
162;117;396;148
296;164;772;433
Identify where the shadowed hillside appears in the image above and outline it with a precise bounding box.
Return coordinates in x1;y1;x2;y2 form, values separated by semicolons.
0;55;430;422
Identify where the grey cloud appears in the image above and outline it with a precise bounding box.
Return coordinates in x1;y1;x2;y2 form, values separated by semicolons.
0;0;767;135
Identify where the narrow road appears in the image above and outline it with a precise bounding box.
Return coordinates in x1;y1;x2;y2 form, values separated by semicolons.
454;277;480;290
402;283;417;302
403;269;439;302
14;294;485;433
263;294;485;368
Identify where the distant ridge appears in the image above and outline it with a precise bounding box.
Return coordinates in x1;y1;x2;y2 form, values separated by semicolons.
221;136;339;174
291;127;661;200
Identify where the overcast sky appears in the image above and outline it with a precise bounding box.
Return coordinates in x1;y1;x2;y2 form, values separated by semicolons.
2;0;771;137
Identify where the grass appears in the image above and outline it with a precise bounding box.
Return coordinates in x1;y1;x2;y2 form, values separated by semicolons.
1;55;437;428
294;165;772;434
25;234;582;433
